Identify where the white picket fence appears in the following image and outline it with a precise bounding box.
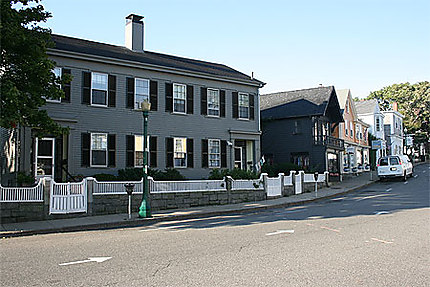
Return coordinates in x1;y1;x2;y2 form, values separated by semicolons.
0;171;329;203
150;178;225;193
92;178;143;195
0;178;44;202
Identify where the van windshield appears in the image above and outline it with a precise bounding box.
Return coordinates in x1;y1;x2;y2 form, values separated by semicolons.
379;158;389;166
390;157;400;165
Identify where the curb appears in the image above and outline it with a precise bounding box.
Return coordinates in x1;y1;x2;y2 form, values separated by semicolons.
1;180;378;238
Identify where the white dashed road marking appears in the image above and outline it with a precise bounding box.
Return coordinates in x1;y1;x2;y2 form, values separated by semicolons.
355;194;391;202
371;238;393;244
404;181;408;184
386;188;392;192
375;211;390;215
266;230;295;236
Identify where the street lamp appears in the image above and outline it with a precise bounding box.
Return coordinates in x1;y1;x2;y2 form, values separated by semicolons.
138;100;151;218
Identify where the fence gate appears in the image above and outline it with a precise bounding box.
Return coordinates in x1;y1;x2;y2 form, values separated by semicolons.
50;180;87;214
295;174;303;194
266;175;282;197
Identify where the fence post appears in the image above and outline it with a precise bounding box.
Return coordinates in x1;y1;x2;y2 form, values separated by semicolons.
298;170;305;195
279;173;285;196
43;177;50;217
225;176;233;204
86;177;94;216
324;171;330;187
260;173;268;199
290;170;296;195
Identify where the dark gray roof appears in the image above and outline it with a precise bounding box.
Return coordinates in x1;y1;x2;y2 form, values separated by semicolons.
50;34;264;86
260;86;343;122
355;99;377;114
260;86;334;110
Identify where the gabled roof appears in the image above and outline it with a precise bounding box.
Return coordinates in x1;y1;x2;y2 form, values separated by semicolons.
50;34;264;87
336;88;358;118
260;86;343;122
355;99;378;115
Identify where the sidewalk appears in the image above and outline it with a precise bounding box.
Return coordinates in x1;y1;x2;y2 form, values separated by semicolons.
1;171;378;238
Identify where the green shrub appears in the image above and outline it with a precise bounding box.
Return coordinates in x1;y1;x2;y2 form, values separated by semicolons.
261;162;301;177
208;168;259;180
92;173;118;181
117;168;186;181
16;172;35;186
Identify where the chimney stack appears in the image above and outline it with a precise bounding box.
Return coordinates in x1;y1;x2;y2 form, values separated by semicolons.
125;14;144;52
392;102;398;111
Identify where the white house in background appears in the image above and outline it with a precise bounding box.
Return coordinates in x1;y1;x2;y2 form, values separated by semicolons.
355;99;386;163
382;103;404;156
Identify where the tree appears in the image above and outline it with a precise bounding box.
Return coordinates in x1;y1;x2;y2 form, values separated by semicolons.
367;81;430;136
0;0;69;136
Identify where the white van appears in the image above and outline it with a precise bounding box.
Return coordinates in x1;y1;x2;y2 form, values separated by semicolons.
377;155;413;181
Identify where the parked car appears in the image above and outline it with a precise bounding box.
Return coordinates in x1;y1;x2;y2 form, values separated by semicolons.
377;155;413;181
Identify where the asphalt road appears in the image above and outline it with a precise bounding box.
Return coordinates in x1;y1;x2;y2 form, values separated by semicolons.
1;163;429;287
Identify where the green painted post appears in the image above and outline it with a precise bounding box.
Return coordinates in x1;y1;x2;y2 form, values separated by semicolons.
139;104;151;218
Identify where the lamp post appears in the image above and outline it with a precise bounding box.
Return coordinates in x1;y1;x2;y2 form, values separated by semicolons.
138;100;151;218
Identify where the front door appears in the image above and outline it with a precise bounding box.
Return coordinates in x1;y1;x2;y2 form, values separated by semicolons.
35;138;55;180
234;147;242;169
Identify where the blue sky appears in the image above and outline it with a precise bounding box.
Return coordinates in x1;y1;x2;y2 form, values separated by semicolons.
39;0;429;98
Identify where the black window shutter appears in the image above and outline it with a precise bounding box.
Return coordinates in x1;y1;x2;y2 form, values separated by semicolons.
201;139;208;168
82;72;91;104
165;83;173;112
126;78;135;109
126;135;135;167
108;75;116;107
200;87;207;115
62;69;71;103
81;133;90;167
186;85;194;114
150;80;158;111
149;136;157;168
166;137;174;167
108;134;116;167
221;140;227;168
232;92;238;118
249;93;255;120
187;138;194;168
220;90;226;117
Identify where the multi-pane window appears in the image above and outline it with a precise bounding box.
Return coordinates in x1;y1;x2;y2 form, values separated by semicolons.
47;67;62;103
91;72;108;106
135;78;149;110
91;133;107;166
376;117;381;131
350;121;353;137
238;93;249;119
208;139;220;168
174;137;187;167
345;120;348;136
207;89;220;116
134;135;144;167
173;83;186;113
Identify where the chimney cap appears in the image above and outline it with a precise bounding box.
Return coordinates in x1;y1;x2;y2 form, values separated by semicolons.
126;14;144;23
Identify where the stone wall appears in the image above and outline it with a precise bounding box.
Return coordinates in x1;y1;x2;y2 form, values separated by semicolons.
0;202;46;223
91;189;266;215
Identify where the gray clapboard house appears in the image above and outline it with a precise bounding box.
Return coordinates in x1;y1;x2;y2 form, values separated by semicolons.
7;14;264;183
260;86;344;178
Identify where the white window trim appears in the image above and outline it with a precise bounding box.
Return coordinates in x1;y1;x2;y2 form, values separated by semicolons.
173;83;187;114
134;78;150;110
46;67;62;103
173;137;187;168
208;139;221;168
207;88;220;117
91;72;108;107
90;132;108;167
238;92;250;120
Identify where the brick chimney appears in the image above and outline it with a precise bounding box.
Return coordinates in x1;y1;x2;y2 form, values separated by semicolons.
392;102;398;111
125;14;144;52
